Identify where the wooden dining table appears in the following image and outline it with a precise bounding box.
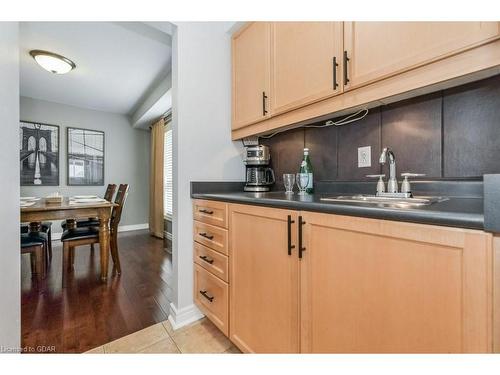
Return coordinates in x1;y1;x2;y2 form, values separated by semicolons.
21;198;116;282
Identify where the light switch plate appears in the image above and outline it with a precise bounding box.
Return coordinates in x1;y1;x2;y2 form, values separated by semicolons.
358;146;371;168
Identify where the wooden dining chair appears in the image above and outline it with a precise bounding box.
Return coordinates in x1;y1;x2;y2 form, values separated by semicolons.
21;232;48;279
61;184;117;231
61;184;130;275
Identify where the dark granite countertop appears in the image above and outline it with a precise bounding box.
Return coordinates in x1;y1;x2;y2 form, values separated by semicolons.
191;180;493;231
191;191;484;230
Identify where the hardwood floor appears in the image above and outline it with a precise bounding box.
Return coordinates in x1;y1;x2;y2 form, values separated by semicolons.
21;230;173;353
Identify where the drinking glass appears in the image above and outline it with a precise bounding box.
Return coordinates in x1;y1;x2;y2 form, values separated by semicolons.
296;173;309;196
283;174;295;194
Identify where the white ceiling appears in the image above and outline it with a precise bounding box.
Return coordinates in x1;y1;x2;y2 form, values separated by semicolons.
20;22;172;115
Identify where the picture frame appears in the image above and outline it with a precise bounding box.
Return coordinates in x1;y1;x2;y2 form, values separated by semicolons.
67;127;105;186
20;120;60;186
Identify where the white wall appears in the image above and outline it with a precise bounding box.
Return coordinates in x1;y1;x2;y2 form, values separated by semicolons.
170;22;244;327
0;22;21;352
20;97;150;230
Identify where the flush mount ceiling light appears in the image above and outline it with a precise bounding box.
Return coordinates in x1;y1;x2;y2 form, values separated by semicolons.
29;50;76;74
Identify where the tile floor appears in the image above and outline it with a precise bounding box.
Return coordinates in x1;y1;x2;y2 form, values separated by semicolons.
85;317;241;354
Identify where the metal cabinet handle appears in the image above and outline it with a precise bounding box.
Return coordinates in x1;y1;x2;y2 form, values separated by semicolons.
262;91;268;116
199;290;214;302
333;56;339;90
199;255;214;264
199;232;214;240
298;216;306;259
343;51;350;86
287;215;295;256
199;209;214;215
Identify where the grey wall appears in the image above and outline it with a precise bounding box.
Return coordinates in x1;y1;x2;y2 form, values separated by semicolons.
20;97;150;229
262;74;500;185
0;22;21;352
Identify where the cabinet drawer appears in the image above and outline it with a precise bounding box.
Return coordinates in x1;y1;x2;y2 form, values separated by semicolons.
194;242;229;282
193;221;228;255
194;264;229;336
193;199;228;228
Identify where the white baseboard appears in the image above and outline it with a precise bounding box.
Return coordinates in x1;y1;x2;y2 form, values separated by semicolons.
120;223;149;232
51;223;149;241
168;303;204;331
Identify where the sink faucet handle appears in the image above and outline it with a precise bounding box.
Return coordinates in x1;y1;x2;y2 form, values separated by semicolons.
401;173;426;178
401;173;426;194
366;174;386;194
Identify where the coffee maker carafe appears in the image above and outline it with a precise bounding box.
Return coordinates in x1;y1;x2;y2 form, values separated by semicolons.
243;145;275;192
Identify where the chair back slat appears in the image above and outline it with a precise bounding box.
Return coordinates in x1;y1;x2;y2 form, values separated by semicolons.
111;184;130;230
104;184;117;202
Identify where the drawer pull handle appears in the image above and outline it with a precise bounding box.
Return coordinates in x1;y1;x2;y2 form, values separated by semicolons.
199;209;214;215
199;290;214;302
199;255;214;264
199;232;214;240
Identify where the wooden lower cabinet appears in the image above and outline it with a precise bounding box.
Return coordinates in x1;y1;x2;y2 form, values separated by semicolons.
192;200;230;337
194;241;229;282
193;220;228;255
229;204;300;353
194;264;229;336
197;200;496;352
193;199;228;228
300;211;494;353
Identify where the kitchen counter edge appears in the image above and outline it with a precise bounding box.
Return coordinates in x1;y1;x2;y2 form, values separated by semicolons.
191;192;484;231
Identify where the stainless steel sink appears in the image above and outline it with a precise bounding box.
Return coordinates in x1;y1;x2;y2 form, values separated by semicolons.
320;195;448;207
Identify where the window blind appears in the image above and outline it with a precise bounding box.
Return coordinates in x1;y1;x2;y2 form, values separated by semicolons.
164;123;173;217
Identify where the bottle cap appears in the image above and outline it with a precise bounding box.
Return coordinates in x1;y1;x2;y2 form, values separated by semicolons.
304;148;309;154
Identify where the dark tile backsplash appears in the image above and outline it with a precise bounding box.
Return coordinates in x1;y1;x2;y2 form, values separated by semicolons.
261;128;304;185
381;93;442;178
260;74;500;182
304;121;338;181
443;75;500;177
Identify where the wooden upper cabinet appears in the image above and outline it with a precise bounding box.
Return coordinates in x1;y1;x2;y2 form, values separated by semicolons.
300;211;493;353
344;21;500;90
229;204;299;353
232;22;272;129
271;22;344;115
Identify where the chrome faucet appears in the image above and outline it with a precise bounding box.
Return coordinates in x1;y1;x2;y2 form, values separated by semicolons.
379;147;398;193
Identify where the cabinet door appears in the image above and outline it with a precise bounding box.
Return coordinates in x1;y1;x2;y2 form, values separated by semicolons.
300;211;493;353
229;204;299;353
271;22;343;115
344;22;499;90
232;22;271;129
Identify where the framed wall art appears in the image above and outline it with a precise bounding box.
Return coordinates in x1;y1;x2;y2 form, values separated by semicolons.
20;121;60;186
67;127;105;186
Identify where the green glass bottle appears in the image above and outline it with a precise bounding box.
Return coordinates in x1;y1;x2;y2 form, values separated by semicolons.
299;148;314;194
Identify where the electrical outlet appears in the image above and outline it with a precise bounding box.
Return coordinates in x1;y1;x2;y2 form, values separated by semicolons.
358;146;371;168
